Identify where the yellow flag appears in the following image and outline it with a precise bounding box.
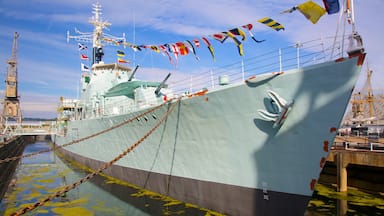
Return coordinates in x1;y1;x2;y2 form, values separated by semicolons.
258;17;285;31
297;0;326;24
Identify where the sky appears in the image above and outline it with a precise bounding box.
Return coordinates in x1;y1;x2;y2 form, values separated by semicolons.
0;0;382;119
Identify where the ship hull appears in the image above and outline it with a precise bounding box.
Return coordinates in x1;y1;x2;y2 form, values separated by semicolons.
58;147;310;215
54;55;364;215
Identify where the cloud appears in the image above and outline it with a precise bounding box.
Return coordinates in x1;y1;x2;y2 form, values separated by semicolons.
18;92;58;118
101;0;281;37
18;58;79;95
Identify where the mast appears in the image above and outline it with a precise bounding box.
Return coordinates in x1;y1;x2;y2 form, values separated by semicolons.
67;3;126;66
1;32;22;130
89;3;110;65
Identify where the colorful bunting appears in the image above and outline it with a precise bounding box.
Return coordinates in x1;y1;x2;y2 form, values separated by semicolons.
131;45;141;52
176;42;189;55
74;12;291;65
114;40;124;46
225;31;244;56
103;37;113;43
210;32;228;43
280;7;297;14
165;44;179;64
150;45;160;53
228;28;246;41
80;54;89;60
323;0;340;14
159;45;173;65
258;17;285;31
78;43;87;51
193;39;200;48
296;1;326;24
117;50;125;56
185;40;199;61
242;24;265;43
81;63;90;71
201;37;215;62
118;58;129;64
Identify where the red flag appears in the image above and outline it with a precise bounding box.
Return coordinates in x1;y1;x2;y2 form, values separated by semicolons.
175;42;189;55
210;32;228;43
159;45;173;65
242;23;253;31
118;58;129;63
242;23;265;43
169;44;179;64
80;54;89;60
201;37;215;62
193;39;200;48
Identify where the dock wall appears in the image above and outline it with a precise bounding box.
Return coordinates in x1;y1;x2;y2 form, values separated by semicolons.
0;136;26;201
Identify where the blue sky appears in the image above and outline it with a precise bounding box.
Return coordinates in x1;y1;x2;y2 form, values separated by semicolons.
0;0;382;118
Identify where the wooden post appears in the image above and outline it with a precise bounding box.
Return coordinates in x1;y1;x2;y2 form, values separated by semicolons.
337;153;348;192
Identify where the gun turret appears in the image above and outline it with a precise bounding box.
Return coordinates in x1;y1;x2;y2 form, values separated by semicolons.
155;73;171;96
128;65;139;81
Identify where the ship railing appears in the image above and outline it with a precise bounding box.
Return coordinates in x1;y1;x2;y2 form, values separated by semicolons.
82;99;162;119
168;35;354;96
333;141;384;152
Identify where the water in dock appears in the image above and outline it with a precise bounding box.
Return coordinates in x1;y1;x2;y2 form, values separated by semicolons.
307;184;384;215
0;140;222;216
1;140;384;215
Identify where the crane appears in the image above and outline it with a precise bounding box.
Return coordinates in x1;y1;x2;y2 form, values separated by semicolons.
1;32;22;131
349;63;384;124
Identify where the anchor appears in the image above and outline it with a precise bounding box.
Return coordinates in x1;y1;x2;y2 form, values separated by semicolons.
258;90;294;128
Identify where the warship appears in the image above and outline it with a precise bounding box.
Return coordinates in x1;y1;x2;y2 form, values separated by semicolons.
53;2;366;215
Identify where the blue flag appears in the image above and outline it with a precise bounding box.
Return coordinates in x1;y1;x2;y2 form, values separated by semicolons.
323;0;340;14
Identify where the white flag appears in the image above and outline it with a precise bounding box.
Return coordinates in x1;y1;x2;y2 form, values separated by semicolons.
81;63;90;71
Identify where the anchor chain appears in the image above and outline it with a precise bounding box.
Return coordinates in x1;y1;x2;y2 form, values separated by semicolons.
0;136;19;148
11;97;181;216
0;98;173;165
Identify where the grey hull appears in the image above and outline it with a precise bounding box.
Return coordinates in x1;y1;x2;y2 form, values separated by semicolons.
58;146;310;215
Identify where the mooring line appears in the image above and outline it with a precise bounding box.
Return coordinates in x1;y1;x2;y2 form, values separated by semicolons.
10;97;181;216
0;98;173;165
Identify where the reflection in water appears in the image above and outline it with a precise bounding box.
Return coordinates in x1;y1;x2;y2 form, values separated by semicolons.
0;141;223;216
306;184;384;216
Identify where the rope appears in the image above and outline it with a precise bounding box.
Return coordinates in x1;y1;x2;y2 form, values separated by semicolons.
0;98;172;165
10;97;180;216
